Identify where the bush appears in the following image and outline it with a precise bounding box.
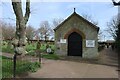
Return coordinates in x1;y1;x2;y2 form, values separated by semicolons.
98;45;105;52
28;62;41;72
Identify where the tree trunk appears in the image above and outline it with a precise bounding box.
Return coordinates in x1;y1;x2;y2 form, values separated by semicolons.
11;0;30;55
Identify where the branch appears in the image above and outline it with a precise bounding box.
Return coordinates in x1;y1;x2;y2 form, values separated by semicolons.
24;0;30;25
11;0;23;21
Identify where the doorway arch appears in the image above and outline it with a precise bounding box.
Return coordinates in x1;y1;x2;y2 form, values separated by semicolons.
68;32;82;56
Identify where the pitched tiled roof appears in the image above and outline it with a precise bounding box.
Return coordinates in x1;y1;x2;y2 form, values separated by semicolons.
54;12;99;32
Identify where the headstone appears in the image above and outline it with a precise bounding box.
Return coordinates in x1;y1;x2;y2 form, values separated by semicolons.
47;47;52;54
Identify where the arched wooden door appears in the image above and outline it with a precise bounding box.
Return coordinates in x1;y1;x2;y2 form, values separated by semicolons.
68;32;82;56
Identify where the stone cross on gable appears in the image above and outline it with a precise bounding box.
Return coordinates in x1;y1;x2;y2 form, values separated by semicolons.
74;8;76;13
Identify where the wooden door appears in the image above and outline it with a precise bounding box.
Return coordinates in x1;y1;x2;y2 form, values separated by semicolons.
68;32;82;56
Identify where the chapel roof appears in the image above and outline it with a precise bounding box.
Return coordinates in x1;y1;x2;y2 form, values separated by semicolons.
54;9;99;32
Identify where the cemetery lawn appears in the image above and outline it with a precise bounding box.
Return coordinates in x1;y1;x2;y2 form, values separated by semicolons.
27;51;60;60
2;41;55;54
1;56;40;78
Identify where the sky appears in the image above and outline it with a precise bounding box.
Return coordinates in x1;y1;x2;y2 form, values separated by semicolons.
1;0;119;41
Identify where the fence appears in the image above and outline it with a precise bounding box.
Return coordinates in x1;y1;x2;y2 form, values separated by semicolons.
1;53;41;78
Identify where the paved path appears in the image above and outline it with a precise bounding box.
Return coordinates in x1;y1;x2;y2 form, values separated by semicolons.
23;48;118;78
98;48;118;67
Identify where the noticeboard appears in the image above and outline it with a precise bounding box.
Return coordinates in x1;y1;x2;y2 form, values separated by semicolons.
86;40;95;47
60;39;66;43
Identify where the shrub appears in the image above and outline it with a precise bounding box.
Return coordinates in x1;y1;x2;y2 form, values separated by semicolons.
28;62;41;72
98;45;105;52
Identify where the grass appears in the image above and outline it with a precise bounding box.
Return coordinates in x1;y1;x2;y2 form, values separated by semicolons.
1;41;55;54
26;43;36;52
26;51;60;60
2;47;14;53
1;56;40;78
42;54;60;60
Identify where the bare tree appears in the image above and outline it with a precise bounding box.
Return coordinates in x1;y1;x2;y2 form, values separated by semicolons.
50;18;63;40
0;21;15;40
26;25;35;41
112;0;120;51
11;0;30;55
82;14;98;26
106;16;118;39
38;21;52;42
0;21;15;49
52;18;64;28
98;30;103;41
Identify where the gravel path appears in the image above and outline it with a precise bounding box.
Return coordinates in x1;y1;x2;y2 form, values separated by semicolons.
25;48;118;78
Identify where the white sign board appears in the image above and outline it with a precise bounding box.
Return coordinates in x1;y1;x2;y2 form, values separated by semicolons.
86;40;95;47
60;39;66;43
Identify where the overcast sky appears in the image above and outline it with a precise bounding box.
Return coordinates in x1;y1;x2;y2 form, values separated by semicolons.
1;0;119;41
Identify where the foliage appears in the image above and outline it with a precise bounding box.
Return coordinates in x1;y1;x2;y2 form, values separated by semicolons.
1;56;40;78
2;41;55;58
26;43;55;52
25;43;36;52
27;50;35;56
27;62;40;72
2;41;14;53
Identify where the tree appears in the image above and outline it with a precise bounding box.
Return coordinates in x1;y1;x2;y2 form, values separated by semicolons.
106;16;118;39
52;18;64;28
98;30;103;41
0;21;15;49
82;14;98;26
107;14;120;51
26;25;35;41
0;21;15;40
38;21;52;42
50;18;64;40
11;0;30;55
116;21;120;51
